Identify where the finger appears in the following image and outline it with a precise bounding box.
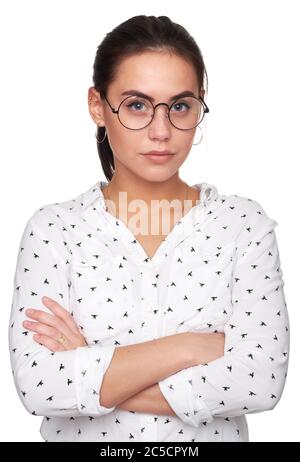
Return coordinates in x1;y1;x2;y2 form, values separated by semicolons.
33;334;65;352
24;321;71;349
41;297;82;335
25;309;77;343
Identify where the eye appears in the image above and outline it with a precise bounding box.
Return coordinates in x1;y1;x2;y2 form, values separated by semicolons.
124;96;152;112
126;101;146;111
171;101;190;112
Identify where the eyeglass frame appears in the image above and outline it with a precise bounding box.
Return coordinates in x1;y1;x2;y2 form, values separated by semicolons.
100;90;209;131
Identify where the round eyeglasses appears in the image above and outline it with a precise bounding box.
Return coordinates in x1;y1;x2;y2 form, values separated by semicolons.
101;91;209;131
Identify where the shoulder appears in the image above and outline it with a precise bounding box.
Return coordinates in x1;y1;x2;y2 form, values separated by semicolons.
220;192;279;256
220;190;277;225
211;188;279;252
202;181;275;224
27;180;101;230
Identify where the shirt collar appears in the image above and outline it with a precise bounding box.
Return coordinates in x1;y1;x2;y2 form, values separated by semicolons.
73;179;222;267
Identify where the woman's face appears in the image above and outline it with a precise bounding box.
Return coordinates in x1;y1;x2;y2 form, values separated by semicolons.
88;51;204;184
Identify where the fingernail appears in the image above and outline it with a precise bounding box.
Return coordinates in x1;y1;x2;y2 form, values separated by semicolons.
43;296;51;302
26;309;34;315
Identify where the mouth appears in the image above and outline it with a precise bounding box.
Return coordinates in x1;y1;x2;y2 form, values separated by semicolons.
141;151;175;163
143;150;174;156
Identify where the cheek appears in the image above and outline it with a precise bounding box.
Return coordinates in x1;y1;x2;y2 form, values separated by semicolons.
185;131;197;150
105;128;126;156
107;130;139;163
173;132;195;160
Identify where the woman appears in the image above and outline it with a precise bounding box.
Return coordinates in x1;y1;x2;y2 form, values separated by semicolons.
8;15;290;442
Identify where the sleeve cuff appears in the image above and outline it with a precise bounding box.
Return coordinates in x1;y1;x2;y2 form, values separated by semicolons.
74;344;116;416
158;367;214;427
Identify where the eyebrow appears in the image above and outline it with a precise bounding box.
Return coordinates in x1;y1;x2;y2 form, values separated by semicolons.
120;89;197;102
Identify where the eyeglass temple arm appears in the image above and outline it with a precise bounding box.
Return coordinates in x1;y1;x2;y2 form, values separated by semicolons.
101;91;118;113
199;94;209;113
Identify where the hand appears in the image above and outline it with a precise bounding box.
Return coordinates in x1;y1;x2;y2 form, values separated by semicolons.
22;296;88;352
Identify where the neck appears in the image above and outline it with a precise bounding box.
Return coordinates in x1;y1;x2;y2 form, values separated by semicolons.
102;172;201;233
105;172;189;206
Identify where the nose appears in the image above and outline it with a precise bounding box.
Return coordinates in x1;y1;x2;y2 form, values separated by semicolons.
148;103;172;138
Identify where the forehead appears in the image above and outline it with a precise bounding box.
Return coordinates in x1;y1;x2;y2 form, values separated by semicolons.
111;51;198;98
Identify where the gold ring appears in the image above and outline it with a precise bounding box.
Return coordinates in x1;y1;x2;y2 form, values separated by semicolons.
58;334;67;345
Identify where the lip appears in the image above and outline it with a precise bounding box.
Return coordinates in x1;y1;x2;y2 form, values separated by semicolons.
144;150;174;156
142;151;174;164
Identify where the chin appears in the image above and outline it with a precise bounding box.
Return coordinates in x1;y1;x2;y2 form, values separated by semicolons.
136;170;179;184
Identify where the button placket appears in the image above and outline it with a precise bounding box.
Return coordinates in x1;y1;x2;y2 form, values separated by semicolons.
140;263;161;339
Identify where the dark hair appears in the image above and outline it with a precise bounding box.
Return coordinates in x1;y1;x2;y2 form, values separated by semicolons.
92;15;208;181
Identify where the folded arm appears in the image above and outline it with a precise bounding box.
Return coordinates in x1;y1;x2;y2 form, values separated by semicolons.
9;209;116;417
157;202;290;428
117;383;176;416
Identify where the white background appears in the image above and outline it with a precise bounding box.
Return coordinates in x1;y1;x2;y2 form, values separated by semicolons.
0;0;298;442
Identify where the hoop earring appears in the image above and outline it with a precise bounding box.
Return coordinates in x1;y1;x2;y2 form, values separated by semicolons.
192;125;203;146
95;126;107;144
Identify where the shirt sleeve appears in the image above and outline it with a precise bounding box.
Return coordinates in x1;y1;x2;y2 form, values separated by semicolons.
158;199;290;428
8;207;117;418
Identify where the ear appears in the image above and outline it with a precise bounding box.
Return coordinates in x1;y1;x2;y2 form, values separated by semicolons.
199;88;206;99
88;86;106;127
